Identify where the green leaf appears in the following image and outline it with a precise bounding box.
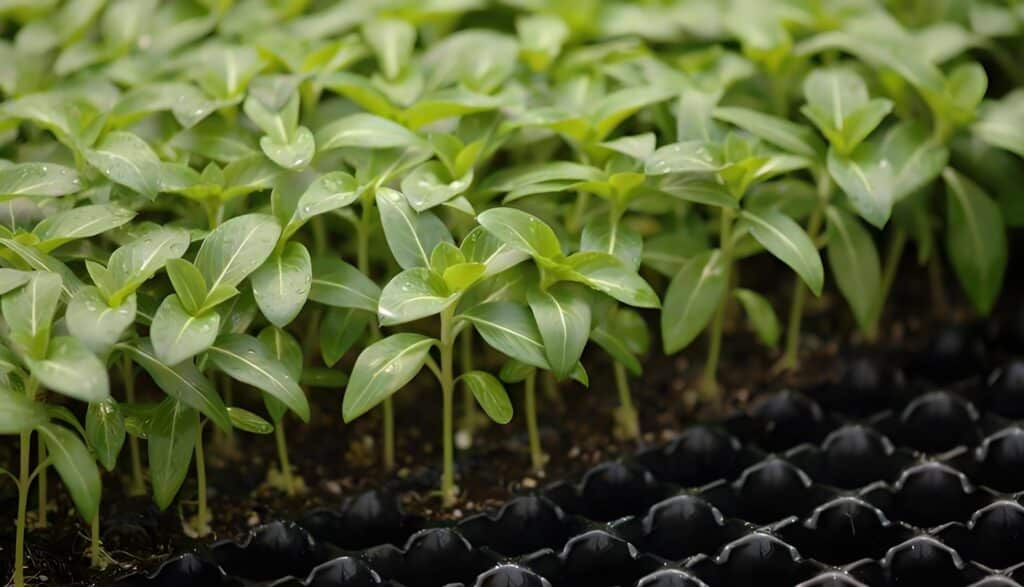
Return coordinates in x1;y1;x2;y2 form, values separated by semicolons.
459;371;512;424
147;398;197;511
0;388;49;433
401;161;473;212
517;13;568;72
943;169;1007;315
32;204;136;252
343;333;435;422
657;176;739;209
251;242;312;327
826;145;894;228
165;259;207;315
84;131;162;200
363;18;416;80
194;214;282;292
0;240;83;298
528;284;591;380
460;301;548;369
86;399;125;472
107;226;191;297
443;262;485;293
260;126;315;170
0;163;82;199
66;286;136;355
227;406;274;434
581;216;642;270
116;340;231;433
287;171;360;235
733;288;781;348
26;337;109;403
320;307;369;367
378;267;456;326
316;113;423;151
376;187;453;270
0;269;32;295
460;226;529;277
825;206;881;332
879;123;949;201
309;257;381;313
480;162;603;195
567;252;660;308
37;422;101;522
151;296;219;366
713;106;823;159
477;207;562;260
740;209;824;295
645;140;721;175
2;271;62;359
591;308;649;376
662;250;727;354
208;334;310;422
972;90;1024;158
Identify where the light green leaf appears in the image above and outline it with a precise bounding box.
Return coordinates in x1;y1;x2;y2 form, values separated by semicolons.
0;163;82;199
37;422;101;522
147;398;197;510
662;250;727;354
0;269;32;295
66;287;136;355
972;90;1024;158
363;18;416;80
194;213;282;292
459;371;512;424
309;257;381;313
151;296;219;366
943;169;1007;315
84;131;162;199
208;334;310;422
460;226;529;277
714;106;823;159
117;340;231;433
460;301;548;369
378;267;456;326
826;145;894;228
528;284;591;380
287;171;360;235
740;209;824;295
251;242;311;327
477;207;562;260
401;161;472;212
26;336;109;403
0;388;49;433
581;216;643;270
2;271;62;359
733;288;781;348
86;399;125;472
645;140;721;175
107;226;191;298
32;204;136;252
165;259;207;315
567;252;660;308
316;113;423;151
825;206;881;332
260;126;315;170
227;406;274;434
376;187;453;270
516;13;568;72
343;333;435;421
591;308;649;376
320;307;369;367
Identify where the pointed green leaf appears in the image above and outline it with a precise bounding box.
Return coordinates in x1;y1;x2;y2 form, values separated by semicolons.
309;257;381;312
0;388;49;433
343;333;434;422
147;398;197;510
151;295;219;366
86;398;125;472
208;334;310;422
2;271;62;359
459;371;512;424
733;288;781;348
37;422;101;522
66;286;136;355
740;209;824;295
26;337;109;403
477;207;562;260
825;206;881;331
527;284;591;380
943;169;1007;315
194;214;282;292
662;250;727;354
251;242;311;327
378;267;456;326
461;301;548;369
0;162;82;199
376;187;453;270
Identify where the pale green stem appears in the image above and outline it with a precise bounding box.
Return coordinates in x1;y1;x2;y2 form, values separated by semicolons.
439;307;457;507
13;378;37;587
614;362;640;440
869;229;907;341
700;210;735;399
524;370;543;471
459;328;479;432
122;356;145;495
357;201;395;471
36;434;46;527
90;512;101;569
194;423;210;536
274;421;295;496
780;205;825;370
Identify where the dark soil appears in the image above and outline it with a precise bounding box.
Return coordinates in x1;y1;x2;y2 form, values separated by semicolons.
2;248;1022;586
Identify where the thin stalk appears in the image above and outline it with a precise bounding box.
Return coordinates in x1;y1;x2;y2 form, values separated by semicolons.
700;210;735;399
36;434;46;527
780;205;825;371
311;215;328;257
274;421;295;496
122;356;145;495
614;362;640;440
567;191;590;235
13;378;37;587
459;328;479;433
90;512;101;568
869;229;907;341
14;428;30;587
193;423;210;536
357;201;395;471
439;307;457;507
524;370;543;471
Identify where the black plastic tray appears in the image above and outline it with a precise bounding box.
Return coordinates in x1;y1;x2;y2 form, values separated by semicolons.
118;337;1024;587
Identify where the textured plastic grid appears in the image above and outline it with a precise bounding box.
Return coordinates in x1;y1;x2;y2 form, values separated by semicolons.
118;354;1024;587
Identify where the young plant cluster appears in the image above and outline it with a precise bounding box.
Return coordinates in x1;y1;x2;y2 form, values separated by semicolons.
0;0;1019;583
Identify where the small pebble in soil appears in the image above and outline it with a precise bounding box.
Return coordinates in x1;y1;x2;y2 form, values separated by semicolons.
455;430;472;450
324;480;342;495
522;477;537;489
